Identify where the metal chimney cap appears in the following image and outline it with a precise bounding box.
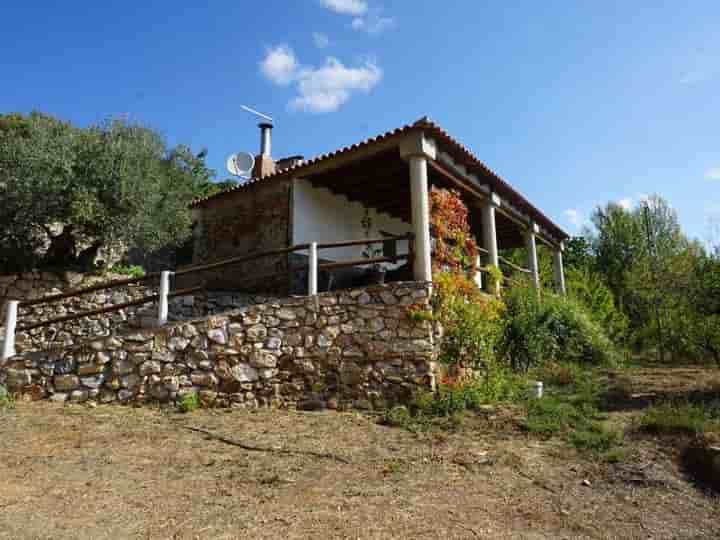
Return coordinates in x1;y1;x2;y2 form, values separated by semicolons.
258;122;273;129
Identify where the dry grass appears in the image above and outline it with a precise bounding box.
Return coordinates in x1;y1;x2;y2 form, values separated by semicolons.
1;366;719;539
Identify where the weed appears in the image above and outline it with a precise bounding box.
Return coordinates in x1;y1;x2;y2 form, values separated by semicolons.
639;402;720;436
177;392;200;414
0;385;14;409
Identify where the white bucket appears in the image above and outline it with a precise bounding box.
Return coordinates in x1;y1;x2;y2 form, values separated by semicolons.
530;380;543;398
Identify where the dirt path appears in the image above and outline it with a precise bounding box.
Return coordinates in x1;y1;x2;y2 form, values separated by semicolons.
1;366;719;539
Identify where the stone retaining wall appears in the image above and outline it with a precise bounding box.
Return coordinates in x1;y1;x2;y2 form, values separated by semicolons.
1;282;438;410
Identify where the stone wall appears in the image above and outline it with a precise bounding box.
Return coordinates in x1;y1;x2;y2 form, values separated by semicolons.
190;178;293;295
0;272;161;354
1;282;437;410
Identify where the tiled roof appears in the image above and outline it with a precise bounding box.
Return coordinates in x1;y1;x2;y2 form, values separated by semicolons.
192;117;568;240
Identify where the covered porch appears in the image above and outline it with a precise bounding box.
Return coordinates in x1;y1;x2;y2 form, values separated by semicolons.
290;120;568;294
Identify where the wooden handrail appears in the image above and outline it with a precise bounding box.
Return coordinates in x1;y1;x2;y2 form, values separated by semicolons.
174;244;310;276
316;233;413;250
318;254;410;271
498;256;531;274
17;293;160;332
19;273;159;308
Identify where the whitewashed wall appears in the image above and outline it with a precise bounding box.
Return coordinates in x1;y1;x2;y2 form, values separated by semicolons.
291;178;412;267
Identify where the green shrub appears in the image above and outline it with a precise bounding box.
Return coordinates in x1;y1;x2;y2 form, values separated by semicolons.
570;422;621;453
499;280;618;371
639;402;720;435
105;265;146;278
177;392;200;413
0;385;14;409
431;271;504;369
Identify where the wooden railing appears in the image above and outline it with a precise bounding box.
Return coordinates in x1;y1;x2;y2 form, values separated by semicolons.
1;233;414;359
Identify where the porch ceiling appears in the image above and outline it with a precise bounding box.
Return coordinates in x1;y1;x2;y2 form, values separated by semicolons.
303;150;527;249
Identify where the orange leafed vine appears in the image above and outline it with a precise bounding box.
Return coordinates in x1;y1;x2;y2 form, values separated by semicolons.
429;187;479;273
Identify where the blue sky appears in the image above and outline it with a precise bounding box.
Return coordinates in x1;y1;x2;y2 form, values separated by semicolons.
2;0;719;242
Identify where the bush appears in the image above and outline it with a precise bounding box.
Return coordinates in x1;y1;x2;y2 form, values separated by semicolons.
431;271;504;369
639;402;720;435
0;385;14;409
105;265;146;278
499;279;618;371
177;392;200;413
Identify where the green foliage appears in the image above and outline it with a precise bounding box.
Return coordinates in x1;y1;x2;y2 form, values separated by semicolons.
499;280;618;371
431;271;504;369
0;385;14;409
565;266;629;344
177;392;200;413
102;265;146;278
0;112;218;272
639;402;720;435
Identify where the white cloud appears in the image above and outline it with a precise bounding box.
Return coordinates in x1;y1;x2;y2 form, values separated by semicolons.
312;32;331;49
260;46;382;114
351;13;395;34
617;197;633;210
259;45;298;86
563;209;582;228
290;57;382;113
705;167;720;180
319;0;367;16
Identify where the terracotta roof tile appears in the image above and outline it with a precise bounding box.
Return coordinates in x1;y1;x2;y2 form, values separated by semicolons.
191;117;568;240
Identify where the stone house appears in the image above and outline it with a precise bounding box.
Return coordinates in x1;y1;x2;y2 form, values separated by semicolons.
189;117;569;295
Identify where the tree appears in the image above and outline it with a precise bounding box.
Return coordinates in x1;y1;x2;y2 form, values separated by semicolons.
0;112;225;272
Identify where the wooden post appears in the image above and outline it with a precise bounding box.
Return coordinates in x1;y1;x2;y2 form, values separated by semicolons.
158;271;172;326
308;242;318;295
1;300;18;361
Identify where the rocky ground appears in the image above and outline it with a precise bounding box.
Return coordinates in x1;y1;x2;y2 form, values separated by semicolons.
1;365;719;539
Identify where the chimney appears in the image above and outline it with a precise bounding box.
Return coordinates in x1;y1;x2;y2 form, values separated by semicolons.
253;122;276;178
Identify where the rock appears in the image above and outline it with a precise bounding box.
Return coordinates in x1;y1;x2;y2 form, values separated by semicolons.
297;399;326;411
54;374;80;392
112;359;133;376
80;375;105;389
190;371;218;387
229;364;258;382
207;328;227;345
50;392;68;403
249;350;277;369
69;389;89;402
276;308;297;321
168;336;189;352
246;324;267;341
139;361;161;376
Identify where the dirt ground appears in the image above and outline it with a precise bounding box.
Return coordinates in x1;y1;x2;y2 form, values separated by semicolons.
1;366;719;540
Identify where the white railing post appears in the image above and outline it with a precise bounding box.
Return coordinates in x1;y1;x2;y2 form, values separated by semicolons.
308;242;318;296
2;300;19;361
158;271;172;326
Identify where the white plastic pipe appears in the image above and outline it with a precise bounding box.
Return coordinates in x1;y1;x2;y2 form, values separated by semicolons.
308;242;318;296
1;300;19;361
474;254;483;289
158;271;172;326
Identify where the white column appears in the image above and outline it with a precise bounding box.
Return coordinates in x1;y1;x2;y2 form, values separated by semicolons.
474;254;483;289
409;155;432;282
482;194;500;293
158;271;172;326
526;223;540;290
1;300;19;361
308;242;318;295
553;244;566;296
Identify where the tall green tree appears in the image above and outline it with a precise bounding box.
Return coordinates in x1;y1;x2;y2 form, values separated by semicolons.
0;112;230;272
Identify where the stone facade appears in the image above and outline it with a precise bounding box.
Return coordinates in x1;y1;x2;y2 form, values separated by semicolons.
190;178;293;294
1;282;438;410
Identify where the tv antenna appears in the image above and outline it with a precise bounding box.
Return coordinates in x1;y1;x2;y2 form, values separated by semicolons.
241;105;274;124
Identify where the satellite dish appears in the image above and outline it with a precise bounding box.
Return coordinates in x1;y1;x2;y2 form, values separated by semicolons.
226;152;255;177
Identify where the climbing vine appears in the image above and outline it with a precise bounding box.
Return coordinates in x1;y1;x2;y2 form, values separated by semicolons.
428;187;479;273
